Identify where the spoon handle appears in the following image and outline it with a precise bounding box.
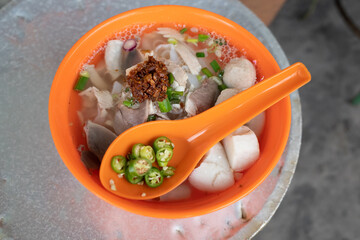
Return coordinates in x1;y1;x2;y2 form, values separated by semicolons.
185;62;311;148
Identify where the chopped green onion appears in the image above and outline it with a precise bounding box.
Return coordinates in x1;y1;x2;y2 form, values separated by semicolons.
196;75;203;81
218;84;227;91
74;76;89;91
158;97;172;113
170;99;181;104
209;76;228;91
186;38;198;44
147;114;157;122
198;34;209;42
168;38;178;45
215;39;227;46
217;70;225;79
210;60;221;73
196;52;205;58
80;70;90;78
112;94;120;100
201;67;213;78
125;87;130;92
74;71;90;91
180;28;187;34
123;100;133;108
209;76;222;85
168;73;175;85
351;93;360;105
167;87;183;104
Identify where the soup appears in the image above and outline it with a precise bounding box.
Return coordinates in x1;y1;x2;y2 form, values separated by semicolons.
74;25;265;200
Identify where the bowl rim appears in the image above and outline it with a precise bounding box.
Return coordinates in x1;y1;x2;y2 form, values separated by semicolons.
48;5;291;218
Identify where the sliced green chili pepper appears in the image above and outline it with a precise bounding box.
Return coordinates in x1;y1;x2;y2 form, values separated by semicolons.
125;167;143;184
156;147;173;167
131;143;144;159
145;167;164;188
140;145;156;163
110;155;127;174
153;136;174;152
127;158;152;177
158;97;172;113
161;166;175;177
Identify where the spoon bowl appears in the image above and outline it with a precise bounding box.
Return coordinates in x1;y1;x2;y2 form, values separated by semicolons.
100;62;311;200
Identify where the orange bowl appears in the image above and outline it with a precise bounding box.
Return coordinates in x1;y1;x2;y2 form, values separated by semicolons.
49;5;291;218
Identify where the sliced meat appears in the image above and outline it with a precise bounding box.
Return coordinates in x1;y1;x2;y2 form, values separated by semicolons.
185;78;219;116
80;150;100;173
154;44;182;64
121;49;144;71
113;100;149;135
84;121;117;161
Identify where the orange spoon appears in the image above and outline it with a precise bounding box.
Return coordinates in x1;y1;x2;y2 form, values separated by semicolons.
99;62;311;200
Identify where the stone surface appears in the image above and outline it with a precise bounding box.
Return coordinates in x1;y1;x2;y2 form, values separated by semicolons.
0;0;299;239
256;0;360;239
1;0;359;239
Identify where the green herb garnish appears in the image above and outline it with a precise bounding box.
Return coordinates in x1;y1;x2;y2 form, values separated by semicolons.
210;60;221;73
180;28;187;34
201;67;213;78
196;52;205;58
198;34;209;42
168;73;175;85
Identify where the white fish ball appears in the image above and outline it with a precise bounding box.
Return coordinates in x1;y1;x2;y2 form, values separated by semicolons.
222;126;260;172
215;88;240;105
189;143;234;192
223;58;256;90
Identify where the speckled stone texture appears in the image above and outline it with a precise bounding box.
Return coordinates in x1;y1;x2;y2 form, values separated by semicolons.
256;0;360;239
1;0;358;239
0;1;300;239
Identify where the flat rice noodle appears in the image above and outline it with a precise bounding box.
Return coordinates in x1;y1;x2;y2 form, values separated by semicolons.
175;43;202;75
